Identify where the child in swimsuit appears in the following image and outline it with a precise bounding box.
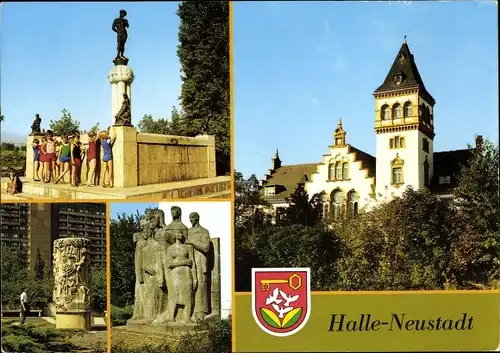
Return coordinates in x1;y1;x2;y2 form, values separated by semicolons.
54;140;61;181
99;130;116;188
39;136;49;183
55;136;71;184
86;131;98;186
45;131;56;182
32;139;41;182
70;135;85;187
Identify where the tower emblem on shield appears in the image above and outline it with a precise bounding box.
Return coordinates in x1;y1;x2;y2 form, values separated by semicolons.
252;268;311;337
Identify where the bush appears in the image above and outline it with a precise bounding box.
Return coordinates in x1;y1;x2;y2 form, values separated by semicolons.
111;305;134;326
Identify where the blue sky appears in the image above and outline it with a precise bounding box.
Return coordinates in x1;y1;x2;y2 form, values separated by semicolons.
1;2;181;141
111;202;158;220
234;1;499;178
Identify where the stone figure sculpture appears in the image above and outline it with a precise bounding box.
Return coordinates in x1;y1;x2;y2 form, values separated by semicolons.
186;212;211;320
112;9;129;64
127;206;220;328
30;114;42;136
53;238;91;312
114;93;132;126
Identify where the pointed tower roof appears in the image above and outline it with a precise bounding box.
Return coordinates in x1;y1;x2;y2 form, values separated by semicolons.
374;38;434;102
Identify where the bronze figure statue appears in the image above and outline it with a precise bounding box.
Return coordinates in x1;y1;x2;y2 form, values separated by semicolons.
30;114;42;136
114;93;132;126
112;9;129;64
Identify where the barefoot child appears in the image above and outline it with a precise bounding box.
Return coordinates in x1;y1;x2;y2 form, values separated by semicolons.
39;137;49;183
32;139;41;181
99;130;116;188
46;131;56;182
55;136;71;184
86;131;98;186
54;140;61;181
70;135;85;187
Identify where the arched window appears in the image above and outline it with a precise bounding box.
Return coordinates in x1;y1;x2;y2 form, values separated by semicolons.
328;163;335;180
331;190;345;220
391;154;404;185
320;193;329;219
342;162;349;179
347;190;359;216
381;105;390;120
404;102;412;118
335;162;342;180
392;103;402;120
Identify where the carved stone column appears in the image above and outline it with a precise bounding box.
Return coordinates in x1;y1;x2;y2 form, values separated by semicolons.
53;237;91;330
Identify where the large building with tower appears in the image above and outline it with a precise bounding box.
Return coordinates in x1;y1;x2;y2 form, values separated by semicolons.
0;203;106;269
260;40;476;220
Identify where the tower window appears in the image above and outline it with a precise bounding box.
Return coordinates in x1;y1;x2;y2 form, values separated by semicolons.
392;167;403;184
381;105;391;120
423;157;430;187
423;138;430;153
404;102;413;118
389;136;405;149
392;103;402;119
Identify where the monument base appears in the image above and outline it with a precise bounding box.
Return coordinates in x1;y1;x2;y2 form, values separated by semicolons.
1;176;230;200
125;320;206;333
56;312;91;330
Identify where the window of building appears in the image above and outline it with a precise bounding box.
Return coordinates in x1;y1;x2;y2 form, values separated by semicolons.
320;193;329;220
439;176;451;185
335;162;342;180
404;102;413;118
391;154;404;185
423;157;430;187
328;163;335;180
264;187;276;196
347;191;359;216
392;103;402;119
342;162;349;179
331;190;345;220
389;136;405;149
381;105;391;120
423;138;430;153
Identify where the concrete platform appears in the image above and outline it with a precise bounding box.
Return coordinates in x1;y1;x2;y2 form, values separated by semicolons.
1;177;231;201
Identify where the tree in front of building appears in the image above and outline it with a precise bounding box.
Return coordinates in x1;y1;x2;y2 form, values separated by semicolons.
91;268;107;313
450;137;499;288
49;109;80;136
34;248;45;280
177;1;230;175
283;185;322;226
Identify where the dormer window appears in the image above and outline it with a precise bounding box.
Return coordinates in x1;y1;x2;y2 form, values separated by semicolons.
394;72;404;85
264;186;276;196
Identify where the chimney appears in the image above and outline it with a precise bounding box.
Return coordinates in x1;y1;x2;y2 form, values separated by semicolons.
475;135;483;153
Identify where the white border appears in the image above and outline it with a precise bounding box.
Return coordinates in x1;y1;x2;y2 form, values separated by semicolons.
251;267;311;337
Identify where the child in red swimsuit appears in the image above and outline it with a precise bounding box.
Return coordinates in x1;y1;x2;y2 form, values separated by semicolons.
86;131;98;186
71;135;85;187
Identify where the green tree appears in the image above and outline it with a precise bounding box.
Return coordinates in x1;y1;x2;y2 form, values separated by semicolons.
284;185;322;226
169;106;186;136
137;114;171;135
91;268;107;312
33;248;45;280
451;138;500;288
110;212;142;307
0;114;4;122
177;1;230;175
49;109;80;136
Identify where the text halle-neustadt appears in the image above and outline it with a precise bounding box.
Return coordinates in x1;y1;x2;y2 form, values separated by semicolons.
328;313;474;332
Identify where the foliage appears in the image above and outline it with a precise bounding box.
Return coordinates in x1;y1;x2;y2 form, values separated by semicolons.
284;185;322;226
33;249;44;280
138;114;173;135
89;122;101;134
0;114;4;122
110;212;141;307
177;1;230;175
1;143;26;172
110;305;134;326
49;109;80;137
91;268;107;313
1;320;80;353
450;138;500;288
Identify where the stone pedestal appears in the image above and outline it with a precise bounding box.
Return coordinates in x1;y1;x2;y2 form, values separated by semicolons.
108;64;134;126
53;237;91;330
25;136;36;179
108;125;138;188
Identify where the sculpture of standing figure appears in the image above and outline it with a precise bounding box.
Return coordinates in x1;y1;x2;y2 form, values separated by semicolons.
165;228;197;323
186;212;212;320
112;9;129;60
30;114;42;136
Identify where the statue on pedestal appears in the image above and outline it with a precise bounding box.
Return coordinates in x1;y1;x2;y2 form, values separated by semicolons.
30;114;42;136
112;9;129;65
114;93;132;126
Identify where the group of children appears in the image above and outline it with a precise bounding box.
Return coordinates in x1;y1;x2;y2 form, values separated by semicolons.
32;130;116;188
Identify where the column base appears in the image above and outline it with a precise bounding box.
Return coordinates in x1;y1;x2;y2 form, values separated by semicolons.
56;311;91;330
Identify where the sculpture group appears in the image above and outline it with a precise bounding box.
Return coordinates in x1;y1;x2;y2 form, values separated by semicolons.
129;207;217;326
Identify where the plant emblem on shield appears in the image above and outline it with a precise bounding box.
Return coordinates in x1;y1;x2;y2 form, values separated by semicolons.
252;268;311;337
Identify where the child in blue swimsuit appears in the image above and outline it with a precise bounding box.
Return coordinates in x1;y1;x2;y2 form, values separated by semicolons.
99;130;116;188
32;139;41;181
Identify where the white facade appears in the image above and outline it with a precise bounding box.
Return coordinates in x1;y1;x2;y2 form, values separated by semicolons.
159;201;232;319
306;145;375;211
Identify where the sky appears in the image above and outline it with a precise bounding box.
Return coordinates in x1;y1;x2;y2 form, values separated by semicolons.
1;2;182;142
234;1;499;178
111;202;158;220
